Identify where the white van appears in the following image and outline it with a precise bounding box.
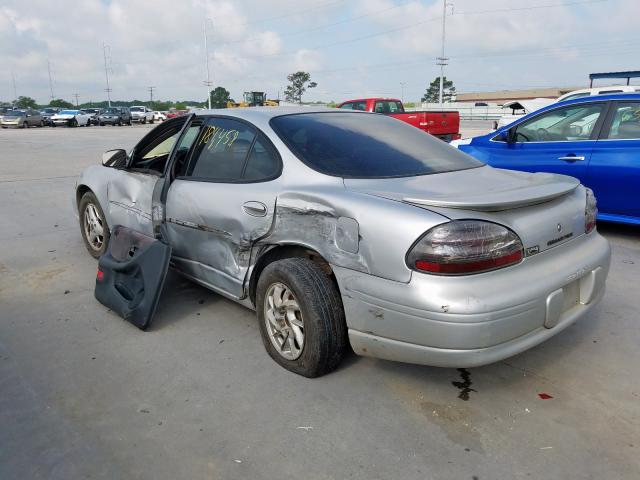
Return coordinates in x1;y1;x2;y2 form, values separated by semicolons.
557;85;640;102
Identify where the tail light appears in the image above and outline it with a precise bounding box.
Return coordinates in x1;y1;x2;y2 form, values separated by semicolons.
407;220;523;275
585;188;597;233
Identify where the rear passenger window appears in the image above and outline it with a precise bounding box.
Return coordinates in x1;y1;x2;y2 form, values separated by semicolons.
185;117;280;182
243;135;281;181
606;102;640;139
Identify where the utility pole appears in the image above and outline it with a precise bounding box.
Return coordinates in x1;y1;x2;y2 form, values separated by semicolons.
103;42;112;107
203;19;212;109
73;93;80;106
47;60;55;100
148;86;155;105
11;72;17;103
437;0;453;107
400;82;406;104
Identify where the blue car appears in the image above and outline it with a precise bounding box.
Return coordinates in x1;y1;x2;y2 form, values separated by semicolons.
452;93;640;225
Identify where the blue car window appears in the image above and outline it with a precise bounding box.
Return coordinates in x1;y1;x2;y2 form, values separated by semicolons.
606;103;640;140
515;104;604;142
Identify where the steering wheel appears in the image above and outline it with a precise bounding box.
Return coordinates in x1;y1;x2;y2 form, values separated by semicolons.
536;128;552;141
515;131;531;142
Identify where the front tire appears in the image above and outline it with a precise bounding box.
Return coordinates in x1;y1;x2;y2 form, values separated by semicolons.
256;258;347;377
78;191;110;259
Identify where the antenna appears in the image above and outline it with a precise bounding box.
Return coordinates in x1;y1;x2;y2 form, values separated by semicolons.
148;86;155;106
103;42;112;107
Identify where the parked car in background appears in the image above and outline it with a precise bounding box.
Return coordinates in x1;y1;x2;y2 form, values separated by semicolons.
81;108;102;126
557;85;640;103
451;94;640;225
51;109;92;127
98;107;132;126
493;98;555;130
166;109;188;119
152;111;166;122
337;98;461;141
74;107;609;377
40;107;60;126
1;109;44;128
130;105;155;124
0;107;17;123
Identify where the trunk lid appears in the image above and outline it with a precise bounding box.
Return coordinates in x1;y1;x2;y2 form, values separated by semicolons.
344;166;585;255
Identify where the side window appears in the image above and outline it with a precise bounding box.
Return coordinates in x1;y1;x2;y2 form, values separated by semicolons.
351;102;367;111
515;104;604;142
374;101;403;114
606;103;640;140
339;103;353;110
243;135;281;181
186;118;256;181
130;117;190;173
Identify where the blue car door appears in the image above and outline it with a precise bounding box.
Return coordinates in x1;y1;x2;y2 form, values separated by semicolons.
479;102;607;185
588;100;640;221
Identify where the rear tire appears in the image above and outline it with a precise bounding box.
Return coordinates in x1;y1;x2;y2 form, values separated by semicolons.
78;191;110;259
256;258;347;377
22;121;28;128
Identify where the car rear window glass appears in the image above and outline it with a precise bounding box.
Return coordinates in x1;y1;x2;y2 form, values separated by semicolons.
270;113;483;178
339;102;367;111
373;101;403;113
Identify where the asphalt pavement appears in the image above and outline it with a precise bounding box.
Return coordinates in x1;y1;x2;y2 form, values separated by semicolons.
1;124;638;480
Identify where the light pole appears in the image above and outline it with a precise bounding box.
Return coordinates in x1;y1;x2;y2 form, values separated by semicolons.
203;18;213;109
437;0;453;107
400;82;406;104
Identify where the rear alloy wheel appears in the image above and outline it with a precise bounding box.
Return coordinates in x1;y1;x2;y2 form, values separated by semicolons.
22;121;28;128
79;192;110;259
256;258;347;377
39;120;44;127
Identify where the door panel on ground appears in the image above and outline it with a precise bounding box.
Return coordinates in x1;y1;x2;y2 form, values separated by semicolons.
486;103;605;184
95;226;171;330
165;117;281;299
588;101;640;219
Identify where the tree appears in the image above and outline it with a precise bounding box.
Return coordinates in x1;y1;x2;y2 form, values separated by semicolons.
284;71;317;104
209;86;232;108
15;96;38;109
49;98;74;109
421;76;456;103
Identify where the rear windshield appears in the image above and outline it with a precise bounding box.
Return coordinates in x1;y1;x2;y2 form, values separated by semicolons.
130;107;144;112
270;112;482;178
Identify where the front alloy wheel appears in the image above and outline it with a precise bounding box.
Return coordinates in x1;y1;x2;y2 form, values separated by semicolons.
79;191;110;259
264;282;305;360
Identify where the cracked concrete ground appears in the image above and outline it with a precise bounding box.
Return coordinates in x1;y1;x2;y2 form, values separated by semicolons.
1;124;638;480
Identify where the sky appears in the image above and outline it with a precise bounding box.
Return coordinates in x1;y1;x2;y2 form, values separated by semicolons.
0;0;639;105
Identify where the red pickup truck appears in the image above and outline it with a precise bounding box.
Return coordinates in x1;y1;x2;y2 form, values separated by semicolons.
336;98;460;141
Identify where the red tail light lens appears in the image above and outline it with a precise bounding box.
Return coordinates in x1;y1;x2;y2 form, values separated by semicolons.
585;188;597;233
407;220;523;275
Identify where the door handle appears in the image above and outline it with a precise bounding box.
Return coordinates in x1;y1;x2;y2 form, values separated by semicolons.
558;155;585;162
242;201;268;217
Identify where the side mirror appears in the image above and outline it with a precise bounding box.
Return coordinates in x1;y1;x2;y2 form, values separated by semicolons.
102;149;127;168
493;130;513;143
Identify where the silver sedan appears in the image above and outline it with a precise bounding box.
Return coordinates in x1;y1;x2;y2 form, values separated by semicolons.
74;107;611;377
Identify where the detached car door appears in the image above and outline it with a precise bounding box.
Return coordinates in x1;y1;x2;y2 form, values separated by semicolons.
107;116;190;235
165;115;282;299
588;100;640;221
484;102;607;184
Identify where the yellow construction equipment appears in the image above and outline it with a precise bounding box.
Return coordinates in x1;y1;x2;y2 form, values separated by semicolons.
227;92;280;108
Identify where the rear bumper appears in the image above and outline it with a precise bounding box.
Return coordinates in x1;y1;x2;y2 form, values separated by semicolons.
333;232;610;367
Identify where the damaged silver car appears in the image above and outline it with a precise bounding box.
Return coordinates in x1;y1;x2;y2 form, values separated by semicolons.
74;108;611;377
